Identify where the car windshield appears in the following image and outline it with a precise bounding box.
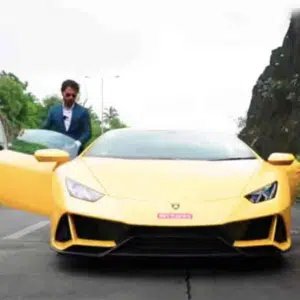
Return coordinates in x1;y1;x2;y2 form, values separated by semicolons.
83;129;256;161
8;129;80;159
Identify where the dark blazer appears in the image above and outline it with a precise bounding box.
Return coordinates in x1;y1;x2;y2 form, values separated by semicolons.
42;103;92;146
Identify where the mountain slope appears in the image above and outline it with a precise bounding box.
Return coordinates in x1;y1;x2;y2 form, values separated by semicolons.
239;11;300;159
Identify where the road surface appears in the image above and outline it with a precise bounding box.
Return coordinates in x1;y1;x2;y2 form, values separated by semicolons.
1;205;300;299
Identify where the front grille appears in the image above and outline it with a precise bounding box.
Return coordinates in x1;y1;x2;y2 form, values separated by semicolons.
241;216;273;240
58;214;286;257
70;214;234;242
54;213;289;257
224;216;273;241
69;214;276;242
71;214;128;241
128;225;220;237
111;236;236;256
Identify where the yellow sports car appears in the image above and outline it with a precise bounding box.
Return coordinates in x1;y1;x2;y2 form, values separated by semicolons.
0;126;299;258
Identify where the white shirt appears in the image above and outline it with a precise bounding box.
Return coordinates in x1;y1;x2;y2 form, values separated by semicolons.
63;104;81;147
62;104;74;131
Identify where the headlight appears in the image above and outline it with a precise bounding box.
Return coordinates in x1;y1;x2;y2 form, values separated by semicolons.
245;181;278;203
65;178;104;202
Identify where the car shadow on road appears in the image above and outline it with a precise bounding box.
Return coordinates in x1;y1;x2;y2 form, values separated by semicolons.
55;254;291;279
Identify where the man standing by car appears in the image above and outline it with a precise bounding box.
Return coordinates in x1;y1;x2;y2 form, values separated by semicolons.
42;79;92;154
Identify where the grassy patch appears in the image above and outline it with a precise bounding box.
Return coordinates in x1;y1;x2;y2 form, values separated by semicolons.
9;140;48;154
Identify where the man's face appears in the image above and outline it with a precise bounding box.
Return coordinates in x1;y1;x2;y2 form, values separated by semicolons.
62;86;77;107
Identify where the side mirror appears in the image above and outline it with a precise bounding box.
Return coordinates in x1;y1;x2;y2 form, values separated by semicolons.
267;152;295;165
34;149;70;164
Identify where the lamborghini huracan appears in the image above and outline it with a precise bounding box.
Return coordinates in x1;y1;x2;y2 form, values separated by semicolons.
0;126;299;258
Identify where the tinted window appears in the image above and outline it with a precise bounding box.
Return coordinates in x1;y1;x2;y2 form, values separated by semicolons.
84;129;256;160
9;129;80;159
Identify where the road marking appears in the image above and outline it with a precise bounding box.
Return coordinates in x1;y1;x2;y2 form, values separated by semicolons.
2;221;50;240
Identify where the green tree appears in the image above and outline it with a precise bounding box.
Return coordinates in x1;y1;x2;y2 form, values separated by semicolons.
42;95;61;110
0;70;128;146
87;105;102;142
0;71;43;134
39;95;62;126
102;106;127;131
108;117;127;129
103;106;119;124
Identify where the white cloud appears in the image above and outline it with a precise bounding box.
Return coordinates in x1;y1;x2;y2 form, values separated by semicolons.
0;0;296;132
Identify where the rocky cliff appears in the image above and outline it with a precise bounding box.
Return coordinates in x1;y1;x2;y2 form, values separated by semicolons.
239;10;300;159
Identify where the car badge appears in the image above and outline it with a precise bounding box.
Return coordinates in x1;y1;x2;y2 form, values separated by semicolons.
171;203;180;210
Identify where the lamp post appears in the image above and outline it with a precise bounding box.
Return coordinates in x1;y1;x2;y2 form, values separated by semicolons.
83;75;90;107
83;74;120;135
100;75;120;135
101;77;104;135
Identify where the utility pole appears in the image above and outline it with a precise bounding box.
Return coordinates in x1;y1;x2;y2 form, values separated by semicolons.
84;74;120;135
101;77;104;135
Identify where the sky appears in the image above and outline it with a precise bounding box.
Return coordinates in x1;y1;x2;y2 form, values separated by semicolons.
0;0;297;132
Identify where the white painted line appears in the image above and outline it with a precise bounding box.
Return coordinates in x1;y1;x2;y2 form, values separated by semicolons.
2;220;50;240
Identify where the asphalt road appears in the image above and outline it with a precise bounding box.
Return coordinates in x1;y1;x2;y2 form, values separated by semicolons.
1;207;300;300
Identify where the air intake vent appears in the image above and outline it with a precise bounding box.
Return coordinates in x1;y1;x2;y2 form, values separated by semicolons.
55;214;72;242
274;215;287;243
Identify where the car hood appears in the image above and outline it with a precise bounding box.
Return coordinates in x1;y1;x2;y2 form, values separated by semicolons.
81;157;263;203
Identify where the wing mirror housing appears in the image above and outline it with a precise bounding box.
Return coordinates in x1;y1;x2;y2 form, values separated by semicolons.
34;149;70;165
267;152;295;165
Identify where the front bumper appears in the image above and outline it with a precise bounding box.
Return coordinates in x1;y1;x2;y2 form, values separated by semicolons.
51;211;291;258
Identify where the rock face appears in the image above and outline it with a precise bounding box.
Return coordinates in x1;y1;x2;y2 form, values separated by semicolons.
239;11;300;159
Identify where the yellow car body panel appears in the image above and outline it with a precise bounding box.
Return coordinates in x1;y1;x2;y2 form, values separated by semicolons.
0;150;55;216
1;129;300;257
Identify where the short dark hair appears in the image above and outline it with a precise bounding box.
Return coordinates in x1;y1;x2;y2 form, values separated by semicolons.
61;79;80;93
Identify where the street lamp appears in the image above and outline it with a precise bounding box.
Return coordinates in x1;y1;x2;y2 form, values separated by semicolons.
101;77;104;134
83;76;90;107
100;75;120;135
83;74;120;135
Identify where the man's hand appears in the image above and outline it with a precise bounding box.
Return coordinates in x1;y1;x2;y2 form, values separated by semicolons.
75;140;81;147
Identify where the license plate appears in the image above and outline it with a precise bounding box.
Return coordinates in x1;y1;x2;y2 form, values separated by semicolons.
157;213;193;219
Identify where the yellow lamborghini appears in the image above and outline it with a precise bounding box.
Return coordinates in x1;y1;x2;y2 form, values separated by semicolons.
0;126;299;258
